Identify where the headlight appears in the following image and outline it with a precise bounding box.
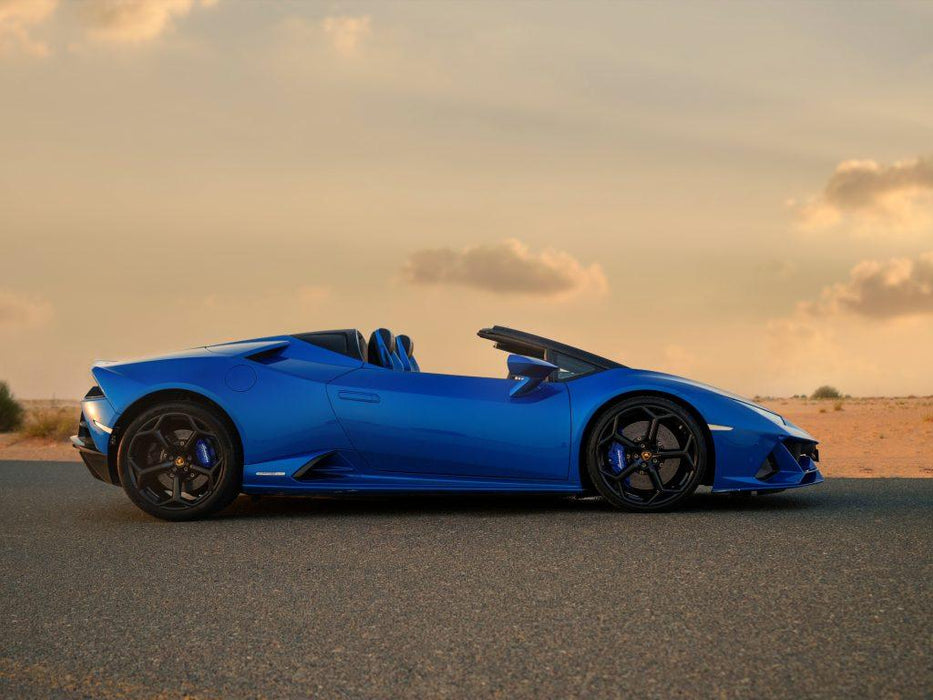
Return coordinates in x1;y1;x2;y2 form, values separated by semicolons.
747;404;786;427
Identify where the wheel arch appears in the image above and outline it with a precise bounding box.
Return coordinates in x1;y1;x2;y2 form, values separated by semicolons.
577;390;716;493
108;389;244;480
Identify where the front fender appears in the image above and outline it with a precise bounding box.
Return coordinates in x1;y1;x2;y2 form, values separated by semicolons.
566;369;819;491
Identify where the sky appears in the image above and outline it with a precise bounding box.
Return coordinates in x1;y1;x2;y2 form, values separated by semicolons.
1;0;932;399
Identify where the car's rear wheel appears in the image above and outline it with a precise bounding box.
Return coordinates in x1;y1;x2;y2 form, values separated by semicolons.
117;401;241;521
585;396;707;512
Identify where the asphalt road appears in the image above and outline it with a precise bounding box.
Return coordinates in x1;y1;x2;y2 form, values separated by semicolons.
1;461;931;699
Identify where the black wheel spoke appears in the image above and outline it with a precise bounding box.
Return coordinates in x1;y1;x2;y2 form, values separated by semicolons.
182;430;201;453
647;465;665;493
618;460;643;481
646;417;659;443
189;465;214;486
137;460;173;477
149;430;173;452
598;431;637;449
658;451;695;467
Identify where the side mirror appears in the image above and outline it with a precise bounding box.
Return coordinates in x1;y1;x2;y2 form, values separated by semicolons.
508;354;558;398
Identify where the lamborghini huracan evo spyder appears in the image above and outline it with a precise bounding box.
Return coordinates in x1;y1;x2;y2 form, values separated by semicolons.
72;326;822;520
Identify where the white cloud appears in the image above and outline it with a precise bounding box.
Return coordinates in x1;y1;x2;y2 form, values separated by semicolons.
322;15;371;56
762;252;933;395
0;0;56;57
802;251;933;319
792;156;933;236
80;0;216;44
401;238;608;299
0;290;53;330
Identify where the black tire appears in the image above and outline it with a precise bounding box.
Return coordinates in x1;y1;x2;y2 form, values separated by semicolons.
585;396;707;512
117;401;241;521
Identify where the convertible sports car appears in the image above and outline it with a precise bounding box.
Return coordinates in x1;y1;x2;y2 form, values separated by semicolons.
72;326;822;520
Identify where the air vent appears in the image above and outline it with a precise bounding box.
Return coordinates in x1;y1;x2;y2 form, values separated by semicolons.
755;454;780;481
783;438;819;464
246;347;287;365
292;451;354;480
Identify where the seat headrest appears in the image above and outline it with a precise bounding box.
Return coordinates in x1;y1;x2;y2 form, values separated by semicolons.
355;330;368;363
368;328;403;370
396;335;420;372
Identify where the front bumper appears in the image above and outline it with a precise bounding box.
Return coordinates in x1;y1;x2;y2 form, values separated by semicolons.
71;413;120;485
711;430;823;492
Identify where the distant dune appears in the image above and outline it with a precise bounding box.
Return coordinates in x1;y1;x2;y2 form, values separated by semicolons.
1;397;930;478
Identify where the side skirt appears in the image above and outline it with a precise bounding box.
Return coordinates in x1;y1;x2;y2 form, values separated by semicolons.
242;450;583;496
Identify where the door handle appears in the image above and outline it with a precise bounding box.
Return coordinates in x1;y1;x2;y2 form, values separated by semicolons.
337;390;381;404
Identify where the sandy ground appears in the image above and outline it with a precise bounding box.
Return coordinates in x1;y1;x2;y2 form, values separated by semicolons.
760;397;933;477
0;400;81;462
1;397;930;477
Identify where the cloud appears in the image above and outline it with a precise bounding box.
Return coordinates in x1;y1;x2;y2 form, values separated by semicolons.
792;156;933;235
0;291;53;330
322;15;371;56
80;0;216;44
401;239;608;298
801;252;933;319
0;0;56;57
762;252;933;393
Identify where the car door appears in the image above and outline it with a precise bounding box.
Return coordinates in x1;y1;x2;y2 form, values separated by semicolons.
327;368;571;481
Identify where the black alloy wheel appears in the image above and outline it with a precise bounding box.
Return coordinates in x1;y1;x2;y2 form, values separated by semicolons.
117;401;241;521
586;396;707;512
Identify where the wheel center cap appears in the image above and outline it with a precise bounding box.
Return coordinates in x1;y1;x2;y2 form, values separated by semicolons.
641;451;653;461
174;456;186;467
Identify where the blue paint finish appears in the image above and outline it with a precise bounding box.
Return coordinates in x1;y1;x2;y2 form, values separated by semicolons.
224;365;257;392
90;337;360;466
564;367;822;491
507;354;559;398
327;368;571;480
76;327;822;500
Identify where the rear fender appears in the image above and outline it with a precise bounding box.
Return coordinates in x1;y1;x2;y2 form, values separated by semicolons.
92;340;360;466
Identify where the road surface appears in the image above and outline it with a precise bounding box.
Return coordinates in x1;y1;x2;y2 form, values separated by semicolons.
1;461;930;698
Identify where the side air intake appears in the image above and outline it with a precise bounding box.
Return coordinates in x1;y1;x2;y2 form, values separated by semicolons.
292;451;355;481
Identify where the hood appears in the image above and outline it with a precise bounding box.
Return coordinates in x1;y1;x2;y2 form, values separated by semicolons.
629;369;785;419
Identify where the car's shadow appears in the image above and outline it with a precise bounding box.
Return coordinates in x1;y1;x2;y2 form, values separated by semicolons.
211;488;824;520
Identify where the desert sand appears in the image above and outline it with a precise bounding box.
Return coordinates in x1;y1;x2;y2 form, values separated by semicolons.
1;397;930;477
760;397;932;477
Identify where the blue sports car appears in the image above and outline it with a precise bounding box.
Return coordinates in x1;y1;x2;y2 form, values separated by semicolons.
72;326;822;520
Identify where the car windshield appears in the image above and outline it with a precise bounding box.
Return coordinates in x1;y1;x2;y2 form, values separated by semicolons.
548;350;599;380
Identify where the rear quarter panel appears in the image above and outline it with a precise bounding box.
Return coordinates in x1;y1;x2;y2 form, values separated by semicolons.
93;340;361;465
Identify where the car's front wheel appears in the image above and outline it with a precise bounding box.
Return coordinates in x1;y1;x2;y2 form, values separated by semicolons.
585;396;707;512
117;401;241;521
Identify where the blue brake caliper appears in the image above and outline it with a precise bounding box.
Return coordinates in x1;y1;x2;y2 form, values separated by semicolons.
608;441;626;478
194;438;216;468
